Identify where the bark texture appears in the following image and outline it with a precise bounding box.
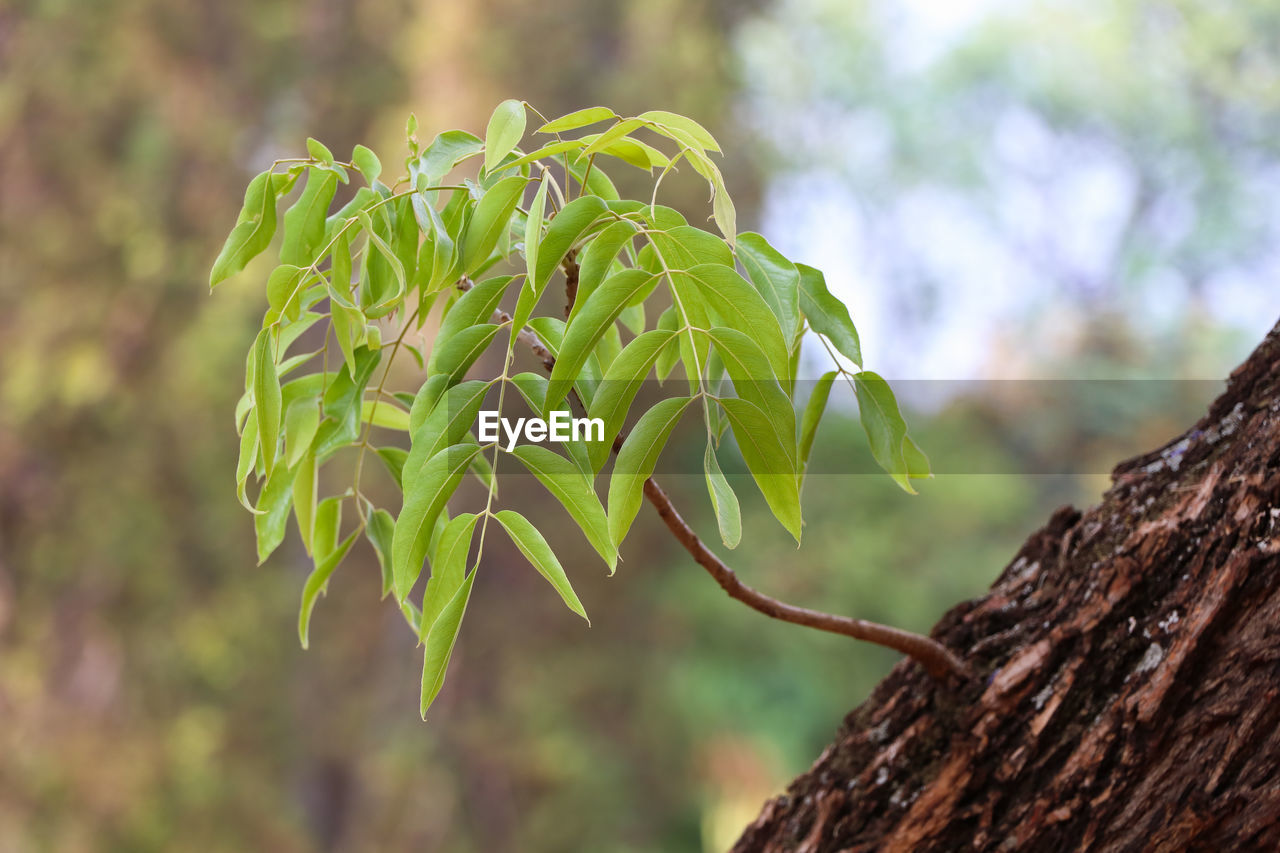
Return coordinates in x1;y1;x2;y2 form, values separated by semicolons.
735;321;1280;852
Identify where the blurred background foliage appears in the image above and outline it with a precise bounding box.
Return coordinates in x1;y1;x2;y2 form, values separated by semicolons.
0;0;1275;850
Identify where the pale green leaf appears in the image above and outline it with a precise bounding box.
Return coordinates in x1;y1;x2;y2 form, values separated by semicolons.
392;444;481;601
736;232;801;342
607;396;692;548
536;106;618;134
210;170;277;287
586;329;676;471
252;328;282;476
352;144;382;183
719;396;803;543
637;110;721;152
420;568;477;719
511;445;616;573
797;264;862;367
799;370;837;488
484;99;527;174
291;450;317;555
704;443;741;549
298;529;359;649
493;510;589;623
461;175;526;274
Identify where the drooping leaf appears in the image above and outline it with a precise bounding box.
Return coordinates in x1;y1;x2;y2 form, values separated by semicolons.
854;371;928;494
420;513;480;642
545;269;658;415
313;496;343;562
281;168;338;267
586;328;677;471
252;328;282;476
360;399;411;431
736;232;801;343
211;170;277;287
366;507;397;597
409;380;491;466
484;99;527;174
493;510;589;623
306;137;335;165
420;568;477;719
254;460;298;564
703;443;741;549
298;529;360;649
698;326;796;466
674;264;790;393
291;449;317;554
235;414;260;513
799;370;837;488
719;396;803;543
797;264;862;367
357;210;407;318
607;395;692;548
511;445;616;572
392;443;481;602
284;397;321;468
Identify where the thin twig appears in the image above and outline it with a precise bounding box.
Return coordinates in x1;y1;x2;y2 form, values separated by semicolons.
455;276;972;683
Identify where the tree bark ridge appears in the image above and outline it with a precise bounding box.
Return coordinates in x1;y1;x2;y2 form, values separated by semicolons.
735;320;1280;852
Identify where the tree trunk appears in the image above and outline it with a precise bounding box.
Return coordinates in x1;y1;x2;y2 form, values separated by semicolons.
734;320;1280;852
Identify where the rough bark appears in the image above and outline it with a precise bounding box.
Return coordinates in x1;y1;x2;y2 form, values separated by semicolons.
734;320;1280;852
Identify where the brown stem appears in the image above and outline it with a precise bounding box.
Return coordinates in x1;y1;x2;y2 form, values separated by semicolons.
457;277;972;683
562;251;579;319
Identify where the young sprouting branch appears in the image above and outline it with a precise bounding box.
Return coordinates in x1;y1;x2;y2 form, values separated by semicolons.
460;275;972;683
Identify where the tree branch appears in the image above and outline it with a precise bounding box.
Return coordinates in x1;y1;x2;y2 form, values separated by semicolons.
460;277;972;683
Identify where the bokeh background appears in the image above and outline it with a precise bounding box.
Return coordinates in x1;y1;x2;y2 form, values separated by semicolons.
2;0;1278;850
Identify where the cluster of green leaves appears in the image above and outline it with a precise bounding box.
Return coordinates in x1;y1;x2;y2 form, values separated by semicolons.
212;101;929;717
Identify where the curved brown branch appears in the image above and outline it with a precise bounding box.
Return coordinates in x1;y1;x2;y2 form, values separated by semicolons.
460;276;972;683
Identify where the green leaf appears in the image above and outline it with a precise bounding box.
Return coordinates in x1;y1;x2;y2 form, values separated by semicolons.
579;118;646;160
306;137;335;165
408;374;451;435
416;130;484;187
252;329;282;476
420;568;477;719
254;460;298;564
511;445;616;573
703;443;741;549
607;396;692;548
736;232;801;342
430;277;513;375
357;210;407;318
586;329;676;471
799;370;837;488
298;529;359;649
498;139;586;173
637;110;721;152
532;195;609;294
410;380;491;465
235;415;260;513
352;144;382;183
429;323;501;383
537;106;618;134
854;371;927;494
522;175;549;304
649;226;733;270
376;447;409;487
509;372;549;413
360;399;411;431
366;507;397;597
284;397;321;468
484;99;527;174
576;134;667;171
461;175;526;274
210;170;277;287
392;444;481;602
654;307;682;381
291;449;317;554
280;168;338;268
674;265;790;393
573;220;638;322
314;346;381;459
313;496;343;561
493;510;589;623
420;512;480;641
545;269;658;415
698;327;796;465
797;264;862;367
719;396;803;543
